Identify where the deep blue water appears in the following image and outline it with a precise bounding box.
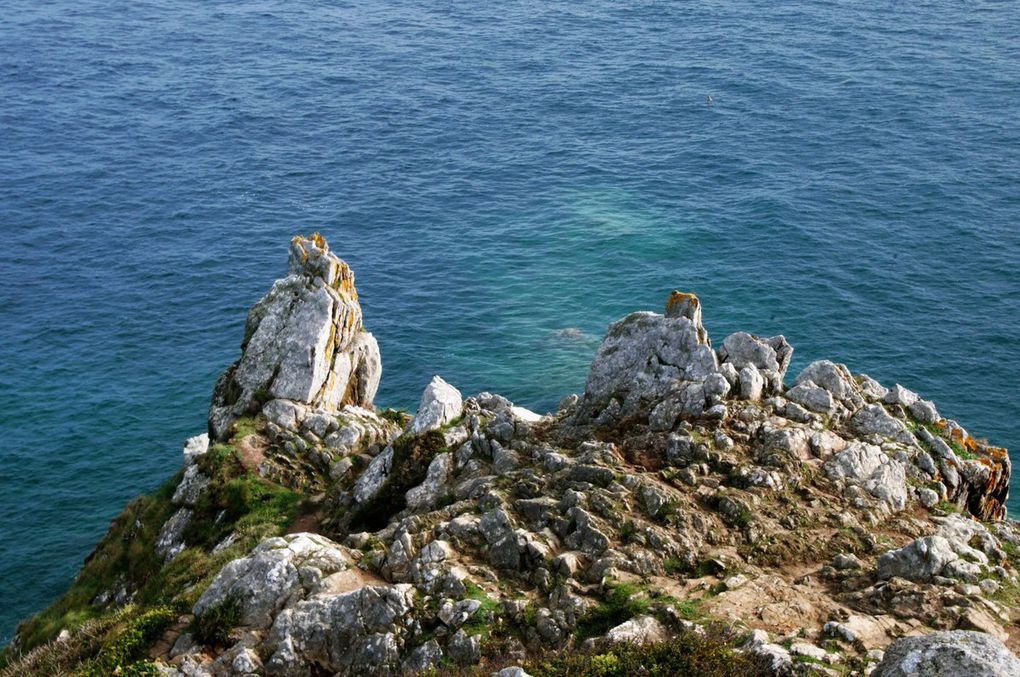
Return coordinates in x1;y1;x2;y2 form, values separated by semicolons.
2;0;1019;646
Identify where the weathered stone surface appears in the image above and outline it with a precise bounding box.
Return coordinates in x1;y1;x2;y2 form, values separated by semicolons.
739;364;765;401
406;452;453;511
717;331;792;394
264;584;415;675
786;381;835;414
605;615;670;645
194;533;350;629
408;376;463;434
155;507;191;562
873;631;1020;676
209;234;381;440
824;442;907;510
352;445;394;505
876;536;958;582
850;404;908;439
577;293;718;424
171;465;209;508
793;360;863;412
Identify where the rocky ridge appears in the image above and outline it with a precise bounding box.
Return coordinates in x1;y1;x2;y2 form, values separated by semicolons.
4;236;1020;677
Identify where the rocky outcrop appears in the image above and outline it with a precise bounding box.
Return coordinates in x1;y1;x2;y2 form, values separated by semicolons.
575;291;720;426
208;234;381;440
10;239;1019;677
874;631;1020;676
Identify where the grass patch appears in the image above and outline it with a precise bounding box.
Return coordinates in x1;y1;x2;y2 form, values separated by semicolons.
8;477;180;654
378;408;409;426
529;631;773;677
346;430;449;532
575;583;652;642
77;605;176;677
461;582;501;639
190;593;241;647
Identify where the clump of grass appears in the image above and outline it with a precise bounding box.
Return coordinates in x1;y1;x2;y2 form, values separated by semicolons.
77;605;176;677
378;408;409;426
575;583;652;642
190;593;242;648
346;430;449;532
530;630;773;677
935;500;959;514
461;582;502;639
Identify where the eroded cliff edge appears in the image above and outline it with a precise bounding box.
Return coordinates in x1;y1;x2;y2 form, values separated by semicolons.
4;236;1019;677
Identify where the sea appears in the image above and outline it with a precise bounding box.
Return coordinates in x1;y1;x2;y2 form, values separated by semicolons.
2;0;1019;646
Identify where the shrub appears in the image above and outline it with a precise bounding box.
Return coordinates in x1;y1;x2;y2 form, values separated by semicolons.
575;583;651;641
530;631;773;677
347;430;448;531
77;605;176;677
190;593;242;647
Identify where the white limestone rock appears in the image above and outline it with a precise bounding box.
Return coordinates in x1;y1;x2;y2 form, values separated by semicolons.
605;615;670;645
405;452;453;511
408;376;463;434
577;294;719;424
193;533;351;630
353;445;394;505
824;442;907;510
182;433;210;467
876;535;959;582
264;584;416;675
208;235;381;440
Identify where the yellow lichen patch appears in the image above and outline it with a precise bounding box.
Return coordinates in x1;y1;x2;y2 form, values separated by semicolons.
665;290;700;315
310;232;327;250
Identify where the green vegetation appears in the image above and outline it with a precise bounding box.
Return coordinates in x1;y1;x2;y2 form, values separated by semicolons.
77;605;176;677
529;632;772;677
461;582;501;639
378;408;410;425
347;430;449;532
907;420;977;461
935;500;959;514
4;421;306;671
190;594;241;647
575;583;652;641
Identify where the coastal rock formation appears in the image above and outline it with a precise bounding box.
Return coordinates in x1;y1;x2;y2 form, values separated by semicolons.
208;234;381;440
6;236;1019;677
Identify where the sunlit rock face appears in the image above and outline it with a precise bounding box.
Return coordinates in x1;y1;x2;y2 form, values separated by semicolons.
208;234;381;440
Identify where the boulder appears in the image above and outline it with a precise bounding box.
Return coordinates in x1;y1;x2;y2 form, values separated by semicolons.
576;292;718;424
824;442;907;510
850;404;908;439
793;360;863;412
873;631;1020;676
408;376;463;434
182;433;209;466
605;615;670;645
876;536;958;582
208;234;381;440
264;584;416;675
405;452;453;511
717;331;793;395
786;381;835;414
193;533;351;629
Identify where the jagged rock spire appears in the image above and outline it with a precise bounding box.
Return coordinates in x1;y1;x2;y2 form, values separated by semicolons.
208;234;381;440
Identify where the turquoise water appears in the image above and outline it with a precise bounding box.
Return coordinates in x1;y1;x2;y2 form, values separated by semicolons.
2;0;1019;645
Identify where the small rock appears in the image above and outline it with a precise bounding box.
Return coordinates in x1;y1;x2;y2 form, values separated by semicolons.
409;376;463;434
605;615;670;645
